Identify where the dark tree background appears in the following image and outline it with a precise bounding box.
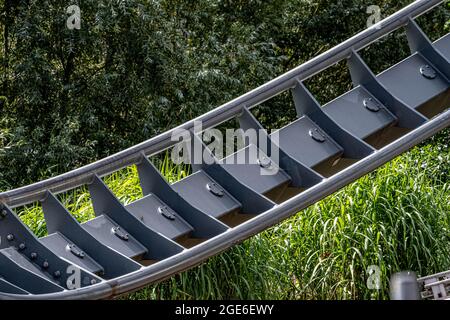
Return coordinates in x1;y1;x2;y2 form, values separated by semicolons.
0;0;448;190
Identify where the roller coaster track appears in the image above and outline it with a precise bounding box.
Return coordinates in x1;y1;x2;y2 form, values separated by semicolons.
0;0;449;299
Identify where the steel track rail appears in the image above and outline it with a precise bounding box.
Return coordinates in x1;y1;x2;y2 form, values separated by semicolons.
0;0;444;208
1;108;448;300
0;0;448;299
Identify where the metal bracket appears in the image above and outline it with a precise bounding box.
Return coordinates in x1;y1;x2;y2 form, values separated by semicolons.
292;80;375;158
136;155;229;238
185;132;277;213
0;205;100;290
238;106;324;188
405;17;450;81
67;244;85;259
347;50;428;128
88;176;184;259
41;191;141;278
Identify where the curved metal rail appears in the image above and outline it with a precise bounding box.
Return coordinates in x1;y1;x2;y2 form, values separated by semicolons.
0;0;444;208
0;0;448;299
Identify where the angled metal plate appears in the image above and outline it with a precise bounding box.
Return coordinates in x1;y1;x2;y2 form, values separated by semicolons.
348;50;428;128
40;233;104;275
406;18;450;80
291;81;376;158
0;277;29;295
238;107;324;188
82;215;147;260
136;156;230;238
41;192;142;278
0;205;101;290
221;144;292;195
88;176;184;258
376;53;449;112
321;86;398;140
273;116;344;168
0;251;64;295
126;194;194;240
172;171;241;219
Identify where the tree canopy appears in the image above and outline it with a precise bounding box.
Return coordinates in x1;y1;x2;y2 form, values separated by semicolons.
0;0;448;190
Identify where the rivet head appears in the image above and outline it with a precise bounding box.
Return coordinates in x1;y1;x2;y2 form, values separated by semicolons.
6;234;14;241
206;182;225;197
0;209;8;218
257;156;273;169
18;243;26;251
42;261;49;269
309;128;326;143
158;206;176;221
54;271;61;278
363;97;380;112
420;64;437;79
30;252;38;260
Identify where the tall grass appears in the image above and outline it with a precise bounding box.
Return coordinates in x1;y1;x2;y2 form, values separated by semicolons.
16;138;450;300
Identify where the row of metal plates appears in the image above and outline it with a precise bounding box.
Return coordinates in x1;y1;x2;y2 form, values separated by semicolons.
0;17;449;298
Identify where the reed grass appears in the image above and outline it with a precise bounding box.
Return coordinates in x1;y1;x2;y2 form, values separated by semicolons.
16;137;450;300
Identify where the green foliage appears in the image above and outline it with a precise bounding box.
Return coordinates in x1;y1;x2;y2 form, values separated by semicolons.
1;0;450;300
1;1;448;190
16;137;450;300
0;0;283;189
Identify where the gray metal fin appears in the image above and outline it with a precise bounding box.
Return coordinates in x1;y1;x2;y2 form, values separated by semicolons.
187;133;276;214
347;50;428;127
0;204;101;290
238;106;324;188
88;175;184;259
136;155;230;238
41;192;142;278
0;252;64;294
292;80;376;159
405;17;450;81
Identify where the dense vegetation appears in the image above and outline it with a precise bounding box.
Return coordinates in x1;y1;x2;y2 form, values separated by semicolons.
17;140;450;299
1;0;448;190
1;0;449;300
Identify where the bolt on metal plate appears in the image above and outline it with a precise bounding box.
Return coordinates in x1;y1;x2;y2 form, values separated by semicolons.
363;97;381;112
309;128;326;143
112;226;129;241
67;244;85;259
420;64;437;79
158;206;176;221
206;182;225;197
258;156;273;169
0;209;8;218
